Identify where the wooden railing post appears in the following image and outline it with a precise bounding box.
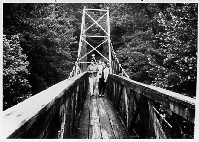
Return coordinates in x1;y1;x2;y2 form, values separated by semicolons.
124;87;129;128
63;92;69;138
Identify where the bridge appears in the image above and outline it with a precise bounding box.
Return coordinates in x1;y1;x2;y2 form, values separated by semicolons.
3;7;195;139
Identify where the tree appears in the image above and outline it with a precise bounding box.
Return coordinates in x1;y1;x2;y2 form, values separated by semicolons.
106;3;154;83
3;35;32;110
3;3;197;111
149;3;197;97
105;3;197;97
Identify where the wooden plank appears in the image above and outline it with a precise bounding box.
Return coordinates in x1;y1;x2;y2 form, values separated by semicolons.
117;84;123;110
123;86;129;126
76;109;90;139
75;93;90;139
59;101;67;138
89;97;101;139
103;98;129;139
139;94;156;138
128;91;140;137
83;94;91;109
97;98;115;139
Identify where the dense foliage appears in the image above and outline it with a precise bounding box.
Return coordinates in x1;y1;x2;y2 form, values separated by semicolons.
107;3;197;97
3;35;31;110
3;3;197;110
149;4;197;97
3;3;78;110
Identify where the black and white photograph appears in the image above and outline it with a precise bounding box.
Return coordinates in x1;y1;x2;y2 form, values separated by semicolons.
2;2;198;139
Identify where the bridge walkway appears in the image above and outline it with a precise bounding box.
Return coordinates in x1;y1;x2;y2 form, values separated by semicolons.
76;86;136;139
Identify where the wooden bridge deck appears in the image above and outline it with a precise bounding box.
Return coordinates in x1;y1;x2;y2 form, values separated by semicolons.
2;73;195;139
75;87;131;139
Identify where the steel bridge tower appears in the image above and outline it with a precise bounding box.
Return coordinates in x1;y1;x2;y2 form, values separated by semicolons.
75;7;112;74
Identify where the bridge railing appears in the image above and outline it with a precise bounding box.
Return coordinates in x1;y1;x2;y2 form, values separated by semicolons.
3;72;88;139
107;74;195;139
110;43;129;78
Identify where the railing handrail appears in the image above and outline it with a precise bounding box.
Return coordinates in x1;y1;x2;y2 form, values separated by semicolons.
108;74;195;123
3;72;87;139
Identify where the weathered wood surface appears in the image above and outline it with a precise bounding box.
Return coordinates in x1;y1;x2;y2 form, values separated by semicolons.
103;98;131;139
107;74;195;139
109;74;195;123
75;88;130;139
3;72;88;139
97;98;115;139
89;96;101;139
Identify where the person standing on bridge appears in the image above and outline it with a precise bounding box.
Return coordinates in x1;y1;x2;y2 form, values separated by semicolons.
101;62;110;96
91;53;97;63
87;59;99;96
97;59;104;97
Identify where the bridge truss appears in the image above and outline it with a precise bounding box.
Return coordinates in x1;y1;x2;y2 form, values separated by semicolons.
69;7;129;78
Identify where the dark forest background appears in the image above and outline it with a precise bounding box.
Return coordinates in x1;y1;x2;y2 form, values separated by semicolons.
3;3;197;110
